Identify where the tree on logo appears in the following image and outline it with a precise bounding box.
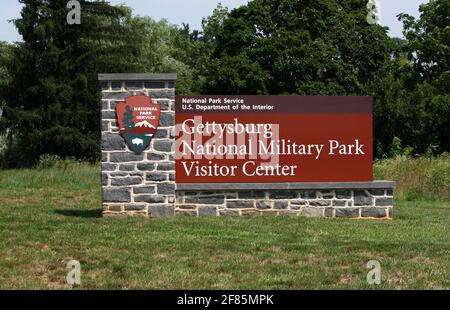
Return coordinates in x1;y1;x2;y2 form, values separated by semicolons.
123;106;135;130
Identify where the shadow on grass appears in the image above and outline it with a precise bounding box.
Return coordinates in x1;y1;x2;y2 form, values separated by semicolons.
55;209;102;218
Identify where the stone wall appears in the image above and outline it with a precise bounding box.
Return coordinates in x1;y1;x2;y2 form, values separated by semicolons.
175;186;394;219
100;74;177;218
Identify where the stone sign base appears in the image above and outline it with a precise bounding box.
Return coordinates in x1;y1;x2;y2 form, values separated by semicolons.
175;182;394;220
103;182;395;220
99;73;395;220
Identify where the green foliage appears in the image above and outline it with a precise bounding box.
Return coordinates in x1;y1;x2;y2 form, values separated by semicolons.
0;0;448;166
127;17;195;95
385;0;450;155
0;41;13;80
0;1;158;167
374;153;450;201
192;0;449;157
34;154;86;170
0;41;13;111
34;154;61;170
200;0;392;95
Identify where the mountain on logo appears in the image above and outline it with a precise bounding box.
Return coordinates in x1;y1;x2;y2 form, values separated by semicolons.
135;120;156;129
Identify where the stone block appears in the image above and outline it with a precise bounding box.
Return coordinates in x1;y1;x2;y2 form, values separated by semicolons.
154;129;168;139
369;189;385;196
301;191;317;199
101;110;116;120
335;190;352;199
361;208;387;218
320;191;335;199
309;200;331;207
278;210;299;216
238;191;266;199
102;92;128;100
157;100;170;110
148;89;175;99
110;177;142;187
102;133;125;151
185;195;225;205
269;191;298;199
157;162;175;171
176;210;198;217
101;120;109;131
301;207;324;218
102;163;117;171
354;190;374;206
219;209;241;216
103;188;130;203
137;163;155;171
101;174;108;186
274;201;289;209
226;201;254;209
134;195;166;203
101;82;109;90
375;197;393;206
125;81;143;90
110;152;144;163
256;201;272;210
133;187;156;195
147;153;166;161
149;205;176;218
110;82;122;90
198;206;218;217
119;164;135;171
108;205;123;212
124;204;147;211
160;113;175;127
157;183;175;195
178;205;197;210
324;207;334;217
146;172;168;182
144;81;165;89
335;207;360;218
332;200;346;207
241;210;261;217
153;141;173;152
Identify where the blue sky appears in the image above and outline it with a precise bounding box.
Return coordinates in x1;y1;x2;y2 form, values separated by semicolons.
0;0;429;43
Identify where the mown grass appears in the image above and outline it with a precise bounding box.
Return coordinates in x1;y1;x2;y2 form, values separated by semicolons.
0;159;448;290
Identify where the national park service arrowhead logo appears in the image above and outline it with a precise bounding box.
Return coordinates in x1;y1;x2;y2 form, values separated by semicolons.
116;96;160;154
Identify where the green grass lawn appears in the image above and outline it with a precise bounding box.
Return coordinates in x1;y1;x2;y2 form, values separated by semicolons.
0;163;448;289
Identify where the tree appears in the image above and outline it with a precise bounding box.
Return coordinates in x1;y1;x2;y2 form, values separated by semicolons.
126;16;195;95
395;0;450;154
0;41;13;152
0;41;13;81
0;41;13;109
123;105;134;130
200;0;393;95
1;0;150;167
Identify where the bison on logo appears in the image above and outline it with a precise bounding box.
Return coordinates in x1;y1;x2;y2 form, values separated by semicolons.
116;96;160;154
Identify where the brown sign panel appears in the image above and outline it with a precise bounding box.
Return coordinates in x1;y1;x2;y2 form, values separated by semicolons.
175;96;373;183
116;95;160;154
